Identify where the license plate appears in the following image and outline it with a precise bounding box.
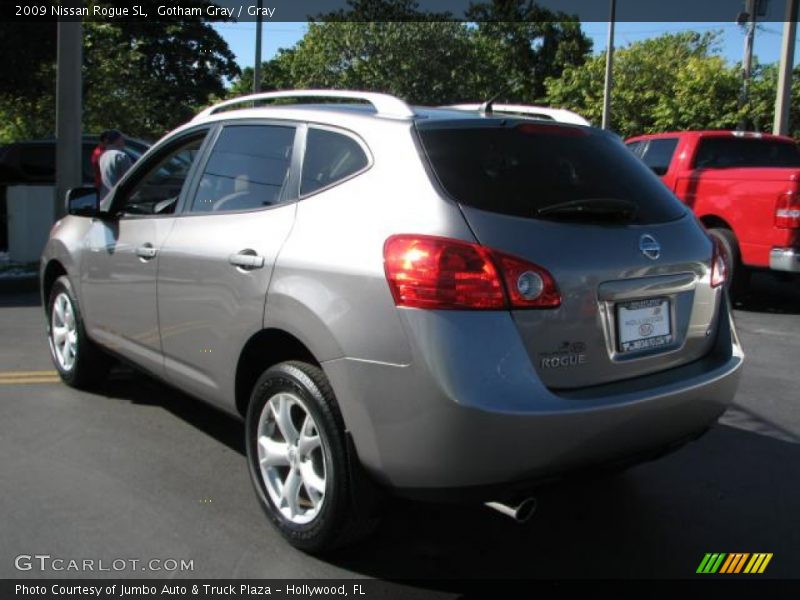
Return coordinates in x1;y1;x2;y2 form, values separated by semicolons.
616;298;672;353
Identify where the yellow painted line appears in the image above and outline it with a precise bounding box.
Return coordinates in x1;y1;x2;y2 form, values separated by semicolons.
0;371;60;385
0;378;61;385
0;370;58;378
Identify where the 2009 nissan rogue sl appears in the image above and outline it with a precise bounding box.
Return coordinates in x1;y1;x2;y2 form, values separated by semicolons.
41;90;743;552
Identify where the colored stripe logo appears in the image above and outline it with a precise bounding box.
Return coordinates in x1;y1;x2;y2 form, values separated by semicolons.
697;553;773;574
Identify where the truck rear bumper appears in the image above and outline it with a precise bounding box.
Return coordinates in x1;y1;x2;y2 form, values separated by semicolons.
769;247;800;273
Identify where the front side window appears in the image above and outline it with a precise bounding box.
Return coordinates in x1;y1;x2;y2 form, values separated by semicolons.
301;128;369;196
188;124;296;213
116;134;205;216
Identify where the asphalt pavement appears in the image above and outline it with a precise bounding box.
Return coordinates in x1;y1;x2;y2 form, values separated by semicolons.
0;273;798;589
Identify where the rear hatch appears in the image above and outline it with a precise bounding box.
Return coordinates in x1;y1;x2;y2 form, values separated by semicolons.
416;119;721;389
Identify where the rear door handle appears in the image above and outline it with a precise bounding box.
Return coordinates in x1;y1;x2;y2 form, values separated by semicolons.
228;251;265;270
136;244;157;260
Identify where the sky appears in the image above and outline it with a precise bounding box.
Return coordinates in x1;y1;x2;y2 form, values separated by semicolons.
212;20;800;76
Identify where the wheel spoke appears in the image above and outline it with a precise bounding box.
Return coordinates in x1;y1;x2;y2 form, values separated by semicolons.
297;415;321;456
54;299;66;325
258;436;290;467
64;306;75;328
271;395;298;445
62;340;73;366
299;460;325;495
52;326;67;345
281;468;302;517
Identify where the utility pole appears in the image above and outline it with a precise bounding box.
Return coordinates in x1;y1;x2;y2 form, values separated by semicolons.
253;0;263;93
738;0;757;128
55;2;83;219
601;0;616;130
773;0;798;135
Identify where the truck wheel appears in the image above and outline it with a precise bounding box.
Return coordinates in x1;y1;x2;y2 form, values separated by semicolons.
47;275;111;388
245;361;379;553
708;228;749;298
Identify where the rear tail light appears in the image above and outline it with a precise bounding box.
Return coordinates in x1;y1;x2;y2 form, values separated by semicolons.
710;236;728;288
383;235;561;310
775;191;800;228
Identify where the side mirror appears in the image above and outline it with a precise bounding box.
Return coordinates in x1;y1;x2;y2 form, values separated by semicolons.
66;186;101;217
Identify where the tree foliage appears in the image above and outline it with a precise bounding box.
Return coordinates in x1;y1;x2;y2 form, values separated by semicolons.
0;0;239;143
238;0;592;105
544;31;799;138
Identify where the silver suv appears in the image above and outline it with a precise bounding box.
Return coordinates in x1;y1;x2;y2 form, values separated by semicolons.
42;90;743;552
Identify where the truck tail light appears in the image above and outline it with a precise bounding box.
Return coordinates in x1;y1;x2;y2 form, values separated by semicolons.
383;235;561;310
710;236;728;288
775;191;800;229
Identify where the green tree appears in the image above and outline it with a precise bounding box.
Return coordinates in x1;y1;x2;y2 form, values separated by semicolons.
234;0;591;106
545;32;748;136
748;63;800;139
0;0;239;143
466;1;593;102
229;48;297;96
269;21;484;105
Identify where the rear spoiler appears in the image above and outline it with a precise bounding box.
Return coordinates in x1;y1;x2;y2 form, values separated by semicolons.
443;103;590;126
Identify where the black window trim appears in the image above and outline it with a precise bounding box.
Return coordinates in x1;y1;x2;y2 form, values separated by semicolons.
177;118;304;218
110;125;213;220
297;123;373;200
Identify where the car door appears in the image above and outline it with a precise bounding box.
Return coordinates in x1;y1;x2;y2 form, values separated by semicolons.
80;130;210;376
156;122;301;409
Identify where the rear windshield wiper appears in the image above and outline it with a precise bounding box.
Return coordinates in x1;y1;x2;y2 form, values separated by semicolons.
536;198;638;222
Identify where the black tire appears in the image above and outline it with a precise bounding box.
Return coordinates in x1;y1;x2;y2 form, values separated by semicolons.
46;275;111;388
708;227;749;298
245;361;379;553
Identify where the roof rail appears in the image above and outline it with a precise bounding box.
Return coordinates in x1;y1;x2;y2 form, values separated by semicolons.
444;103;590;126
195;89;415;121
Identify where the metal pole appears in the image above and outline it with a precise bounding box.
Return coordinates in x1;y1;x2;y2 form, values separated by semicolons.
773;0;798;135
601;0;616;130
739;0;757;126
253;0;263;93
55;3;83;220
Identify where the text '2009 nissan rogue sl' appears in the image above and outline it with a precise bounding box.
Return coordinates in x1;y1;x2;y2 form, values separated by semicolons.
41;90;743;552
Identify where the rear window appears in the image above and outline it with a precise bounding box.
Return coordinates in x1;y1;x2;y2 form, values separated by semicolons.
640;138;679;175
417;122;685;224
694;137;800;169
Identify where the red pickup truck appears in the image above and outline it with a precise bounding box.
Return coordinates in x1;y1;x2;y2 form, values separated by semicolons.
625;130;800;292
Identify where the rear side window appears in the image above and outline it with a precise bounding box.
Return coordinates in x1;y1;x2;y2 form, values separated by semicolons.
640;138;678;175
189;124;296;213
694;137;800;169
418;122;685;224
301;128;369;196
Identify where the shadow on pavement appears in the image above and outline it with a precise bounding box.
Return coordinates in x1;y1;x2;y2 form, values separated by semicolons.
325;425;799;581
85;367;800;582
732;272;800;315
98;366;245;456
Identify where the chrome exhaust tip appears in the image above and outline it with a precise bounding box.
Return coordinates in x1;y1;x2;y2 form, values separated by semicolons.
485;497;537;523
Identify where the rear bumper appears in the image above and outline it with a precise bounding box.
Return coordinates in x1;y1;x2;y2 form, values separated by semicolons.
323;296;743;492
769;247;800;273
